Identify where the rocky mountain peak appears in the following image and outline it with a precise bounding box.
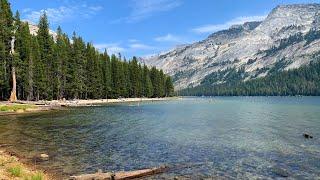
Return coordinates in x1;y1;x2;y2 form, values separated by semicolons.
140;4;320;90
257;4;320;36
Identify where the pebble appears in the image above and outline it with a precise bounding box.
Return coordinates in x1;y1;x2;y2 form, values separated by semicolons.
40;153;49;160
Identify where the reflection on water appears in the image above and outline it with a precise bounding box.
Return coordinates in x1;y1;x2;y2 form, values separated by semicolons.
0;97;320;178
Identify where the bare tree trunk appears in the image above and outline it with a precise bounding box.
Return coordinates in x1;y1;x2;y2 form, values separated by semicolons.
9;35;17;102
9;66;17;102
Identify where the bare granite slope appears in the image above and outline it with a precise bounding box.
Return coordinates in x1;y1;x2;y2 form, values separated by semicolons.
140;4;320;89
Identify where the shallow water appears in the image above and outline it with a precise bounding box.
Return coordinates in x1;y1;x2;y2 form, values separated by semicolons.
0;97;320;179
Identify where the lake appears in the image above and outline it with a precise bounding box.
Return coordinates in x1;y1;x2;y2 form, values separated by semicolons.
0;97;320;179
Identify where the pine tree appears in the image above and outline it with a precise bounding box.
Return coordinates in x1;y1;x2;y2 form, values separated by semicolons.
122;58;131;97
159;70;165;97
138;64;143;97
0;40;7;99
85;43;103;99
129;57;140;97
53;26;69;99
60;33;71;99
0;0;16;101
0;0;11;99
68;33;86;99
143;65;153;97
150;67;160;97
15;14;34;100
37;12;54;99
31;35;43;100
9;11;21;102
85;43;95;98
101;50;111;98
111;54;120;98
165;76;174;96
118;60;127;97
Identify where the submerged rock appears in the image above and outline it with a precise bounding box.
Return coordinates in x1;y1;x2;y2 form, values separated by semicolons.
272;167;290;177
303;133;313;139
40;153;49;160
33;153;49;162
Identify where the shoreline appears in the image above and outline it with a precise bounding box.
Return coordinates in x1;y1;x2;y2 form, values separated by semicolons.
0;97;178;179
0;97;178;115
0;148;52;179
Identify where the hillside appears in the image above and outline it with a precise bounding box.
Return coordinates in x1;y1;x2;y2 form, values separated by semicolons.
140;4;320;91
180;58;320;96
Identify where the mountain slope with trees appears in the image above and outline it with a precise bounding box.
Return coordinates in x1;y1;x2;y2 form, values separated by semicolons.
0;0;174;101
180;56;320;96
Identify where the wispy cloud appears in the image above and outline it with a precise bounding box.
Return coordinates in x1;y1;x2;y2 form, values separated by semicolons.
154;33;184;43
25;7;73;24
22;8;32;13
129;43;154;50
94;41;156;56
23;3;103;24
192;15;266;34
94;43;126;55
114;0;182;23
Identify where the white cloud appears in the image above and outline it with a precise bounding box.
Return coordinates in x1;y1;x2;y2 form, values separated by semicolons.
94;43;126;55
94;41;156;56
129;43;154;50
88;6;103;12
192;15;267;34
23;3;103;24
25;7;74;24
154;33;183;43
114;0;182;23
22;8;32;13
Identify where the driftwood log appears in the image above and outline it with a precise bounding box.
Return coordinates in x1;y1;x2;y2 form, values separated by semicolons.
14;100;48;105
69;166;168;180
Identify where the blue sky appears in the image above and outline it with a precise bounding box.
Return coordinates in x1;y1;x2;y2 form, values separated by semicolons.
9;0;319;58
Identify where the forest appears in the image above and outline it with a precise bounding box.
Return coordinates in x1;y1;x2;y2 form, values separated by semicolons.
0;0;174;101
180;58;320;96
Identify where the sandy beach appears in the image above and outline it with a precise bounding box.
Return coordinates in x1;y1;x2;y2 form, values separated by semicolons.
47;97;175;106
0;97;177;115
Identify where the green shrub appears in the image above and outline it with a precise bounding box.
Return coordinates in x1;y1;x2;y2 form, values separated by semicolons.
30;172;44;180
8;166;22;177
0;104;36;112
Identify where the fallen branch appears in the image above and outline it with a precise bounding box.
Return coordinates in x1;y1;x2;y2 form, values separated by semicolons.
69;166;168;180
14;100;49;105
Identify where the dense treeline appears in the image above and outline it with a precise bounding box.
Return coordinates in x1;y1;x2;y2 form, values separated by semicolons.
0;0;174;101
180;59;320;96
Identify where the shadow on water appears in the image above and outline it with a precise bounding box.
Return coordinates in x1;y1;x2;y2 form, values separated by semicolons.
0;97;319;178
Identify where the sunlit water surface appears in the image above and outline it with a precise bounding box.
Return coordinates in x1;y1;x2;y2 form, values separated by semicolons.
0;97;320;179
